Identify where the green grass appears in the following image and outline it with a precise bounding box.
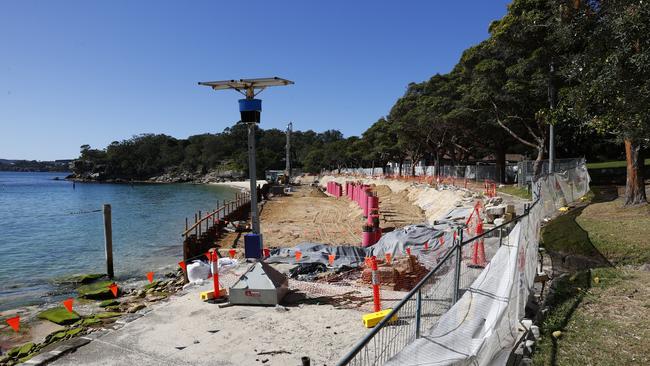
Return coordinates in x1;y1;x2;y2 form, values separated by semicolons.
533;189;650;365
497;185;532;200
586;158;650;169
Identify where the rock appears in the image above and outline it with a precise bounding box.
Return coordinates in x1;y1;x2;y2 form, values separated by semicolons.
639;263;650;272
485;205;506;216
136;289;147;297
126;304;146;313
145;294;167;302
77;280;118;300
38;307;81;325
99;299;119;307
94;312;122;319
57;273;107;285
16;342;35;358
552;330;562;339
143;281;160;290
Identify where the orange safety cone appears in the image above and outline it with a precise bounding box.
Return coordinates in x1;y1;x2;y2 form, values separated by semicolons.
228;249;236;258
146;272;154;283
384;252;392;265
295;251;302;261
328;254;336;266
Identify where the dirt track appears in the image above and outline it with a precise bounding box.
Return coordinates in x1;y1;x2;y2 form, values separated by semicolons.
220;185;426;249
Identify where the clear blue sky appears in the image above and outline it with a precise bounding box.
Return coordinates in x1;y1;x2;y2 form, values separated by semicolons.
0;0;510;160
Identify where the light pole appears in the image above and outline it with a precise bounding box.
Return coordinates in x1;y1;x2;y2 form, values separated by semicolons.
198;78;294;243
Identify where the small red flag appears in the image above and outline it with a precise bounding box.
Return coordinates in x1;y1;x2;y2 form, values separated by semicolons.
178;261;187;271
146;272;154;283
6;315;20;332
205;252;211;260
63;298;74;313
228;249;236;258
108;283;118;298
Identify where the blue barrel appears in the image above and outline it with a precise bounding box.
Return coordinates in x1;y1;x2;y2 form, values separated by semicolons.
244;233;262;259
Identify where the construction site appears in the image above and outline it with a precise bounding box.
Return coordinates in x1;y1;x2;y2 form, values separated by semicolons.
26;169;540;366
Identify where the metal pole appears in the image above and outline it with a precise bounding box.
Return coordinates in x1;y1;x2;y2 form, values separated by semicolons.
102;204;114;279
453;227;463;303
248;122;261;235
285;122;292;189
415;289;422;339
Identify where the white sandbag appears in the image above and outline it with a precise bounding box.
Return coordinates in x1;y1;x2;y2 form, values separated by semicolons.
187;260;211;283
217;258;238;271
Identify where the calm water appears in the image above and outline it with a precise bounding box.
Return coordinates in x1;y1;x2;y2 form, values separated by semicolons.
0;172;238;311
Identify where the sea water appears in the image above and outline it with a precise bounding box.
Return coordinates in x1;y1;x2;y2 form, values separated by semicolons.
0;171;239;311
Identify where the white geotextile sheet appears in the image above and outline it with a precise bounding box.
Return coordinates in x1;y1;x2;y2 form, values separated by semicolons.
384;164;589;366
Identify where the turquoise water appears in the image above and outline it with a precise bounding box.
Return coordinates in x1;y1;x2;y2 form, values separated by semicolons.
0;172;238;311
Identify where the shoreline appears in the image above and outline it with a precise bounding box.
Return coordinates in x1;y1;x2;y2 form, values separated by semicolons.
209;179;268;191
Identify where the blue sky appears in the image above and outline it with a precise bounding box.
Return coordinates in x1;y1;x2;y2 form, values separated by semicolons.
0;1;510;160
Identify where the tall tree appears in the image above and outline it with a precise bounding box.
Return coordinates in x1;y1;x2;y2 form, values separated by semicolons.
561;0;649;205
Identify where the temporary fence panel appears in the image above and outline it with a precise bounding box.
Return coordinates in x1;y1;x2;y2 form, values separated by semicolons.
517;158;585;187
338;162;591;366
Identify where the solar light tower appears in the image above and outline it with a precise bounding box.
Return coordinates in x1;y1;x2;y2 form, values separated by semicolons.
198;77;294;248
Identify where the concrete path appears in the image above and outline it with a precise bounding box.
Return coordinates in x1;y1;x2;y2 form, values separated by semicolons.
50;282;367;366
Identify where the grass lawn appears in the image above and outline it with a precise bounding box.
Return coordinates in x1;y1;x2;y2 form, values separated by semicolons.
586;158;650;169
533;187;650;365
497;185;532;200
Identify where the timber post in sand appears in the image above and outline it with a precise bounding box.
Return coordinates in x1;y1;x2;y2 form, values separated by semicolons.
103;204;114;279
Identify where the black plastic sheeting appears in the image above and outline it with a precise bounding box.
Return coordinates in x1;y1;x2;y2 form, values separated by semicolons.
267;242;367;268
265;223;457;269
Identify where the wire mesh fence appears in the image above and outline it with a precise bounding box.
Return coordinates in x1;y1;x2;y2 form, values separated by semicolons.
337;161;590;366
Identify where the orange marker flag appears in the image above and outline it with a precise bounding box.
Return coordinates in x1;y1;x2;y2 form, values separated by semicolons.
146;272;154;283
6;315;20;332
228;249;236;259
108;283;119;298
385;253;392;265
295;251;302;261
178;261;187;272
328;254;335;266
205;252;211;260
63;298;74;313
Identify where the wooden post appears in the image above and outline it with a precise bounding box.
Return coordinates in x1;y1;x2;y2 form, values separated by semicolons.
103;204;114;279
185;217;188;231
198;211;202;235
194;213;198;236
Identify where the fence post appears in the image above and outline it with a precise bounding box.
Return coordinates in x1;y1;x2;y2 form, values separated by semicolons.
103;204;114;279
415;289;422;339
499;225;503;247
453;227;463;303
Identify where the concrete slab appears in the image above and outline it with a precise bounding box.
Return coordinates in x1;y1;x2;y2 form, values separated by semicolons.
50;283;367;366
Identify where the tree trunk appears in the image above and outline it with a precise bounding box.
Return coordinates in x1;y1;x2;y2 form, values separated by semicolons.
411;162;416;177
434;152;441;178
532;145;545;179
624;139;647;205
496;144;506;184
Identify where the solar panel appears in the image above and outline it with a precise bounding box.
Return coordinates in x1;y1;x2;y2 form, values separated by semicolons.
198;77;294;90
